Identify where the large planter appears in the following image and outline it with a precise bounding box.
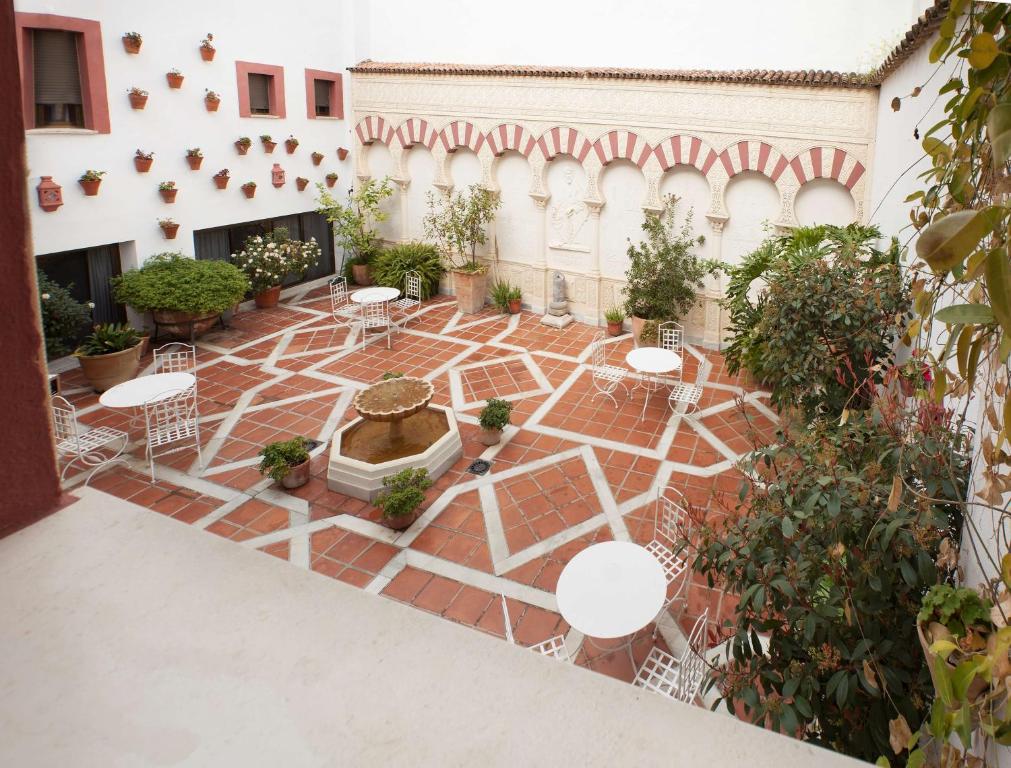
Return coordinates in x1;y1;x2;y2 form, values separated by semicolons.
381;509;422;531
77;342;144;393
280;458;310;490
478;427;502;446
254;285;282;309
917;622;990;703
452;270;488;315
351;263;372;286
152;309;219;339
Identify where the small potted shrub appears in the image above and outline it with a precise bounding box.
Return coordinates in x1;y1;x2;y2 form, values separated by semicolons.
261;135;276;154
166;68;184;88
112;252;249;339
199;33;215;61
213;169;230;189
917;584;994;702
235;136;252;155
375;468;432;531
127;87;148;109
204;89;220;112
185;148;203;170
74;323;145;393
604;306;625;337
78;170;105;196
159;217;179;239
478;397;512;446
491;280;522;314
134;149;154;173
295;176;309;191
241;181;256;199
232;228;321;308
38;269;92;359
122;31;142;54
258;436;312;490
325;172;338;188
159;181;178;203
284;135;299;154
311;151;324;166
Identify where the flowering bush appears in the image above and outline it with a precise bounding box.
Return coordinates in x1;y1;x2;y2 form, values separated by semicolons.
231;229;321;294
37;270;93;359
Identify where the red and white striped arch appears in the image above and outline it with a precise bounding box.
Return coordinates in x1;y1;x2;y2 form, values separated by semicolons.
439;120;485;154
718;140;790;182
537;127;594;163
485;123;538;157
354;115;395;146
790;146;866;190
653;135;720;175
591;130;653;168
395;118;438;150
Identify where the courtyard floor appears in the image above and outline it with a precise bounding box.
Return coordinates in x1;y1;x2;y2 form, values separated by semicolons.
59;281;777;685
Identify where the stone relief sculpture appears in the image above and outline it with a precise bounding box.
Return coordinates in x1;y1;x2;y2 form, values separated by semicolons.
549;169;589;248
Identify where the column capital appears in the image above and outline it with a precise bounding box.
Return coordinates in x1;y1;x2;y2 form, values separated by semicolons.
705;213;729;234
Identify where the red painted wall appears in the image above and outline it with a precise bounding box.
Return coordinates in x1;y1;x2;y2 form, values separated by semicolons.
0;0;65;536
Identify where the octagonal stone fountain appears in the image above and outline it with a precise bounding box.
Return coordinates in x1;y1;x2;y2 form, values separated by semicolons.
327;376;463;502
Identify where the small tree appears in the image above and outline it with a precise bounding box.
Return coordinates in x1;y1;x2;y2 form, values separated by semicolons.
423;184;501;273
316;177;394;265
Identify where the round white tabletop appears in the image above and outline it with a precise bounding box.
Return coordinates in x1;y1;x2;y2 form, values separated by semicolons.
350;286;400;304
99;372;196;409
556;541;667;639
626;347;682;374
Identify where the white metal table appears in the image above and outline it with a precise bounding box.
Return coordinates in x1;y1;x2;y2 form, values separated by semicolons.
350;286;400;304
556;541;667;664
625;347;682;419
99;372;196;409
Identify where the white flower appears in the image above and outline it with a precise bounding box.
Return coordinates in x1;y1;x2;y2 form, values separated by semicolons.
87;302;95;309
41;293;50;300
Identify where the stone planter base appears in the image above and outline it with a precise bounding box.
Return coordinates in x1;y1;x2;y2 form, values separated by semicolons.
152;309;220;340
452;270;488;314
77;342;144;393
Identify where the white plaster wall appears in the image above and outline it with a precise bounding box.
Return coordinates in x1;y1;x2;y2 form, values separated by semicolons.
598;160;646;281
794;179;856;227
18;0;357;267
367;142;401;242
660;167;714;260
722;172;780;266
405;147;436;241
494;151;538;265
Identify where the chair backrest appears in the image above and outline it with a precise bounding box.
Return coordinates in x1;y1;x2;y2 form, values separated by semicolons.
591;332;608;371
675;608;710;703
361;299;389;325
656;485;693;548
51;395;79;449
404;270;422;301
144;387;198;440
154;343;196;375
658;321;684;355
329;276;349;313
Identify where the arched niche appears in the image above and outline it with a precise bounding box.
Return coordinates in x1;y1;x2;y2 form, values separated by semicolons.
545;156;591;272
722;171;780;267
449;148;482;190
794;179;856;226
599;159;646;280
659;166;712;260
405;146;436;241
494;151;539;266
367;142;401;243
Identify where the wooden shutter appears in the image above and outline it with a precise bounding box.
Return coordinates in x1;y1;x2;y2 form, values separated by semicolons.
33;30;82;105
248;73;270;113
313;79;330;116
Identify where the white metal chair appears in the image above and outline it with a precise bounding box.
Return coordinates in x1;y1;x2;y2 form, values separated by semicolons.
501;596;570;662
329;276;359;328
668;362;704;414
143;387;203;482
635;609;710;704
153;342;198;395
657;320;685;383
359;299;395;350
645;485;695;614
391;270;422;326
51;395;129;486
590;332;629;407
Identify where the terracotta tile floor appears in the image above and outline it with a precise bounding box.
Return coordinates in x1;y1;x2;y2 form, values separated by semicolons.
58;283;774;691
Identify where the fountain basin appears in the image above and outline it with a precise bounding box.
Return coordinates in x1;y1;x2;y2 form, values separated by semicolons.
327;404;463;502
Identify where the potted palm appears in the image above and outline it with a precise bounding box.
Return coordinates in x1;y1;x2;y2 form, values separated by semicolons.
159;218;179;239
316;176;394;288
199;33;215;61
423;184;501;314
166;69;184;88
204;89;220;112
284;135;299;154
74;323;145;393
235;136;252;155
128;87;148;109
258;436;312;490
134;149;154;173
213;169;230;189
604;306;625;337
185;148;203;170
375;468;432;531
261;135;276;154
78;170;105;196
478;398;512;446
122;31;142;54
232;228;322;308
159;181;177;203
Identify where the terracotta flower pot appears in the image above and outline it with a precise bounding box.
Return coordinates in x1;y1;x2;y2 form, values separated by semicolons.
235;142;250;155
160;222;180;239
452;270;487;315
166;73;184;88
296;178;309;191
160;188;178;203
351;263;372;286
77;342;144;393
129;92;148;109
254;285;282;309
262;141;277;154
186;155;203;170
478;427;502;446
213;175;229;190
79;179;101;196
607;321;623;337
285;141;298;154
337;147;349;161
381;509;422;531
631;315;649;345
200;46;215;61
508;298;522;314
152;309;219;339
205;98;219;112
134;156;153;173
242;185;256;199
280;458;310;490
122;36;141;54
311;154;323;166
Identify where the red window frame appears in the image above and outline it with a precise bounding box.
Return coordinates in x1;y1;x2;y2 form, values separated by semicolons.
235;61;286;118
304;69;343;120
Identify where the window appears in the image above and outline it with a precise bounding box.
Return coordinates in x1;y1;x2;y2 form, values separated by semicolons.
236;61;286;118
33;30;84;127
303;69;343;120
248;73;271;114
313;79;330;117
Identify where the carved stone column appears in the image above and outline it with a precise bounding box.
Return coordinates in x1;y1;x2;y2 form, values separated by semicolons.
774;185;798;234
585;199;603;324
394;177;410;242
530;192;550;313
704;213;729;348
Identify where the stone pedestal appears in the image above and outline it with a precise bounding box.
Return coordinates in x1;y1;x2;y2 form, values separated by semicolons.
540;313;573;329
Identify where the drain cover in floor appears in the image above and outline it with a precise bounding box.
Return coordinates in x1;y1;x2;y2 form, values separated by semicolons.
467;459;491;476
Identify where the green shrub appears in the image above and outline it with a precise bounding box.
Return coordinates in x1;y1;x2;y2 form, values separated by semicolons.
604;306;625;324
37;270;92;359
258;436;310;483
372;242;444;298
490;279;520;313
112;253;249;314
918;584;992;639
479;398;513;431
375;468;432;520
75;323;143;356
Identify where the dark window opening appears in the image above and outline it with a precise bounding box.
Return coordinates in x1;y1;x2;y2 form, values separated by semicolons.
248;73;271;115
313;78;332;117
37;244;125;346
33;29;84;128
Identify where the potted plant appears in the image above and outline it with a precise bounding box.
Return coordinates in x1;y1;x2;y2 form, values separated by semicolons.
166;69;184;88
623;195;709;345
122;31;142;54
78;170;105;196
134;149;154;173
112;252;249;339
37;269;92;360
375;468;432;531
317;176;394;287
337;147;349;161
295;176;309;191
204;89;220;112
241;181;256;199
917;584;995;703
159;217;179;239
185;148;203;170
604;306;625;336
491;280;521;314
235;136;252;155
232;228;321;308
372;242;444;300
284;135;299;154
260;135;276;154
159;181;177;203
311;151;324;166
478;397;512;446
258;436;312;490
324;172;338;188
127;87;148;109
74;323;145;393
423;184;501;314
212;169;230;190
199;33;215;61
